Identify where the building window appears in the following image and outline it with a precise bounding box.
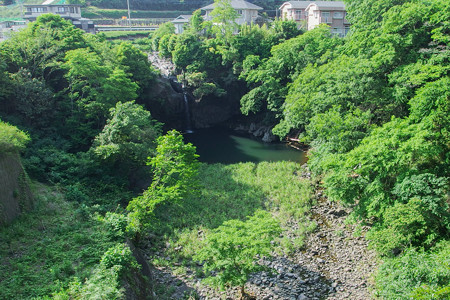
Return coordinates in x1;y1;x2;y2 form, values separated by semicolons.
30;7;47;12
70;6;74;13
332;27;343;36
295;10;302;19
313;11;318;18
344;26;350;36
322;11;331;23
237;10;243;15
333;11;344;19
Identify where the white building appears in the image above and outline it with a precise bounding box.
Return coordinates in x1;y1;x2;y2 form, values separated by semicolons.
279;1;350;36
278;1;309;28
201;0;263;26
172;15;192;34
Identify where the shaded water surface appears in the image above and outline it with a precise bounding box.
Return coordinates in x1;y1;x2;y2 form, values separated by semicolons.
184;127;306;164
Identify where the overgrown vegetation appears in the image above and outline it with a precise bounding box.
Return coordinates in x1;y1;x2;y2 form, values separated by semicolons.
150;0;449;296
151;9;301;103
148;161;315;294
0;184;138;299
0;15;159;297
1;0;448;297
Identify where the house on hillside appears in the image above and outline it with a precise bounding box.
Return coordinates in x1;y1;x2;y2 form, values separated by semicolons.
0;20;27;41
279;1;350;36
278;1;309;28
201;0;263;26
305;1;349;36
172;15;192;34
23;0;95;33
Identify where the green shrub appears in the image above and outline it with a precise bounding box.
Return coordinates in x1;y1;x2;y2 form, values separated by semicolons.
393;173;449;230
65;184;90;203
194;210;281;291
100;243;139;274
103;212;128;239
375;241;450;299
0;120;30;153
0;184;116;299
367;198;432;256
53;266;125;300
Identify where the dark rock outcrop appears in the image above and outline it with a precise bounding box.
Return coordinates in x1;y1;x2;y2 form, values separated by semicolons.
142;77;185;130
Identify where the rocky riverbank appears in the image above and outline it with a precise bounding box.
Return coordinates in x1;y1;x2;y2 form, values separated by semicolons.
149;170;377;299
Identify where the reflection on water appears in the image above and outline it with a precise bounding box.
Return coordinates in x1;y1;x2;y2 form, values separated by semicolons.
184;127;306;164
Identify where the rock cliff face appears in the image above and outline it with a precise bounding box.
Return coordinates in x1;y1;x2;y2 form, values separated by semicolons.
0;152;33;226
147;52;242;130
190;92;241;129
144;76;185;130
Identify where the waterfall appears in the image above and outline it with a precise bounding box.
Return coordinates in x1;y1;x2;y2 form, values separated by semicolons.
183;92;193;133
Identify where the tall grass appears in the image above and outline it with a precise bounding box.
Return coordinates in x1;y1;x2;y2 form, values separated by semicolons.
150;161;315;269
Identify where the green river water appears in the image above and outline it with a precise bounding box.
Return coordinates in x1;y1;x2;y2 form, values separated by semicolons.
184;127;306;164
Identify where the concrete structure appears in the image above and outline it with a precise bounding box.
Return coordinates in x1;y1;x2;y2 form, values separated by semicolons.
172;15;192;34
24;0;95;33
279;1;350;36
201;0;263;26
279;1;309;28
0;20;27;41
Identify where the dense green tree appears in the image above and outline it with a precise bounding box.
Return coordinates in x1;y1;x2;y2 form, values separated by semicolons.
63;48;138;121
322;117;447;220
240;25;342;116
93;101;162;166
9;69;55;127
114;42;157;96
0;14;88;80
172;33;203;70
0;61;13;109
187;9;204;35
150;22;175;52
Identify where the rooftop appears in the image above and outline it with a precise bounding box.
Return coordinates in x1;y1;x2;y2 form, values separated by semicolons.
306;1;345;10
172;15;192;23
279;1;311;10
201;0;263;11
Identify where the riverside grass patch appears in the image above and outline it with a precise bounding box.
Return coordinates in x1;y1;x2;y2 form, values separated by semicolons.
0;183;117;299
150;161;315;278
